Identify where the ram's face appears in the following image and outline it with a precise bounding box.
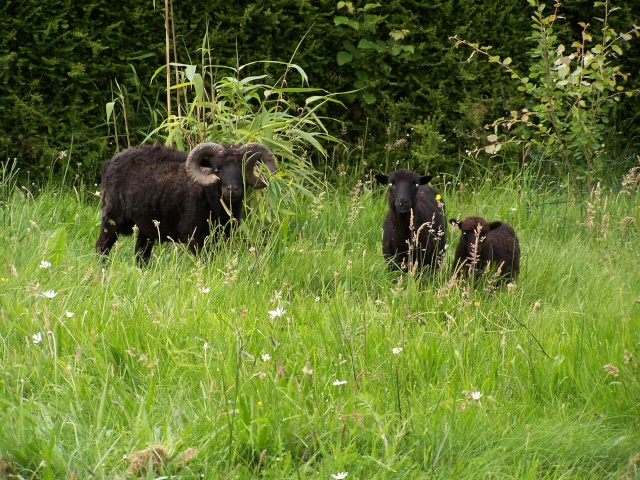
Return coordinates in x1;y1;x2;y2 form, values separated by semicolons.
209;156;245;202
186;142;277;194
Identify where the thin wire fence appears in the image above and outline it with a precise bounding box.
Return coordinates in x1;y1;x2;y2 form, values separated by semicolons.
523;153;639;227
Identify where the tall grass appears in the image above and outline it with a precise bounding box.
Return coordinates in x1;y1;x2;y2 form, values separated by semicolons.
0;166;639;479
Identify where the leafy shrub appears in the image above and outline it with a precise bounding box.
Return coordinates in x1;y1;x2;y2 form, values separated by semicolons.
2;0;638;180
453;0;640;187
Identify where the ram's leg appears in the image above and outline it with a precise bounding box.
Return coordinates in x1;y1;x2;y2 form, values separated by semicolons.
134;233;154;265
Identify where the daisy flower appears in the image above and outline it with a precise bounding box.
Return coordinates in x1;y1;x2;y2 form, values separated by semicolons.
268;307;286;319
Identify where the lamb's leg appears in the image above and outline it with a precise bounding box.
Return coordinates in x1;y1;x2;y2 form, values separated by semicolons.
134;233;154;265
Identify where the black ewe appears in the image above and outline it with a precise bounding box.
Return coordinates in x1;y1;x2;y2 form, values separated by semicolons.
450;216;520;281
95;142;276;263
374;169;446;272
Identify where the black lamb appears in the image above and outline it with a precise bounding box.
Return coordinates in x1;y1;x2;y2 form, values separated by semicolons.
95;142;276;263
450;216;520;281
374;169;447;272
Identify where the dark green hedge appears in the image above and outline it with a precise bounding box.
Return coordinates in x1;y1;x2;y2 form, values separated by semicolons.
1;0;638;179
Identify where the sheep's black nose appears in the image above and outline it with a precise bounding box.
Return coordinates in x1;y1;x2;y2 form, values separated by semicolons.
396;198;411;213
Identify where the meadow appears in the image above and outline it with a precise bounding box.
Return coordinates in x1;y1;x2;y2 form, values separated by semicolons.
0;164;639;479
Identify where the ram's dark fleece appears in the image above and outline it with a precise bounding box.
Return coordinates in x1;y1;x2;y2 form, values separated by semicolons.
95;142;276;263
375;169;446;272
450;216;520;281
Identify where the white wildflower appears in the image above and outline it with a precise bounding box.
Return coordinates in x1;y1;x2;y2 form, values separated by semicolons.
65;311;74;318
261;353;271;362
471;391;482;401
32;332;43;344
331;473;349;479
39;260;52;269
42;290;57;299
199;287;211;294
268;307;286;319
333;379;347;386
392;347;403;354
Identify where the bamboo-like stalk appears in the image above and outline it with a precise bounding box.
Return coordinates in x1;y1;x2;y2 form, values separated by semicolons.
170;0;182;118
164;0;172;129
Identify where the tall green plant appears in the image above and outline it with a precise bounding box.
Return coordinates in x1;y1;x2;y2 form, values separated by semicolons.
136;33;345;224
452;0;640;188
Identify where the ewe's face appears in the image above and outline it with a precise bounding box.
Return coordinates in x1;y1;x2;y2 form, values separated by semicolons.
375;170;432;214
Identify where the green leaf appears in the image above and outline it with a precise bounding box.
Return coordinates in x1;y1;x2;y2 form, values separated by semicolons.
611;44;623;55
193;73;204;103
362;92;376;104
389;30;406;41
484;144;496;154
557;64;570;79
45;227;67;265
334;16;359;29
292;129;326;155
185;64;197;82
357;39;376;50
363;3;381;10
503;57;512;66
487;134;498;143
106;102;115;122
337;51;353;66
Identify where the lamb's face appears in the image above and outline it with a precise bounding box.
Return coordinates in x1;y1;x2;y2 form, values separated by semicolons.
451;216;502;255
375;169;433;214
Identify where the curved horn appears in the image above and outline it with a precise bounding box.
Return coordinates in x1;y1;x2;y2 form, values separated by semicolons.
186;143;225;186
241;143;277;189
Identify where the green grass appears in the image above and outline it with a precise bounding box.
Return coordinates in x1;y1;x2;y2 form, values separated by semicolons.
0;171;639;479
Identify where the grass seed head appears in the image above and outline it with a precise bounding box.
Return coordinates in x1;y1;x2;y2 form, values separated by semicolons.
126;444;170;477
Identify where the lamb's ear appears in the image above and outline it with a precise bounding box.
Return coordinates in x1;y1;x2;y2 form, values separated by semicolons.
489;221;503;231
419;175;433;185
449;218;461;228
374;174;389;185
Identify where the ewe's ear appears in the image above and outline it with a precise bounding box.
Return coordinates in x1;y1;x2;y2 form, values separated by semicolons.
449;218;461;228
374;174;389;185
419;175;433;185
489;221;502;231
